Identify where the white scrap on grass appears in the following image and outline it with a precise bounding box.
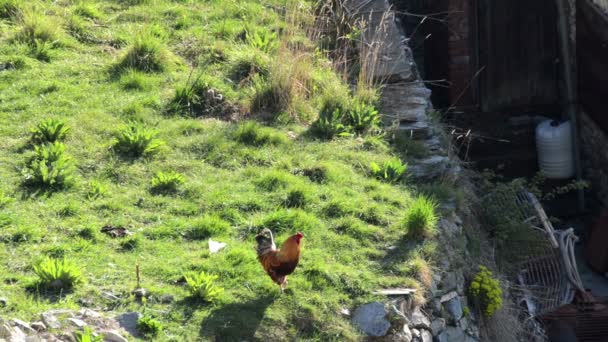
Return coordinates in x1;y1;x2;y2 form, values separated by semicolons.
209;239;227;254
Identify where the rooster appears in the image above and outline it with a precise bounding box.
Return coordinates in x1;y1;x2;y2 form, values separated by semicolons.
255;228;303;292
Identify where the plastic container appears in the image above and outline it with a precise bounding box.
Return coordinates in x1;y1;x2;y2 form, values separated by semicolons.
536;120;574;179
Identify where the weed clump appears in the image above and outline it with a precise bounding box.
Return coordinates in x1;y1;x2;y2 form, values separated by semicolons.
370;158;407;183
137;316;162;337
283;188;308;208
403;195;438;239
234;121;287;146
15;10;62;46
151;171;185;194
311;108;349;140
30;118;70;144
34;257;82;290
345;102;381;134
113;122;164;157
184;271;224;302
87;180;107;200
469;266;503;317
187;215;230;240
0;0;20;20
167;76;238;118
23;142;74;190
119;70;152;91
115;32;170;73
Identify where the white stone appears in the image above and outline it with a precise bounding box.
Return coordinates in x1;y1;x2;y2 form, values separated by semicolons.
40;313;60;330
208;239;227;254
68;318;87;328
410;307;430;329
102;330;128;342
10;320;33;335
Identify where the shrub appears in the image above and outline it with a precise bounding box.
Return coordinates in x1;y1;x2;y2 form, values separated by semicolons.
345;102;381;134
137;316;162;337
187;215;230;240
311;108;349;140
113;122;164;157
184;271;224;302
469;266;503;317
234;121;287;146
30;118;70;144
87;180;107;200
403;195;438;239
151;171;185;194
34;257;82;290
74;327;103;342
23;142;74;189
115;32;169;73
370;158;407;183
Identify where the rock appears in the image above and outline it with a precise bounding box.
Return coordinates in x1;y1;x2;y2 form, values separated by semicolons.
409;307;430;329
29;322;45;333
208;239;227;254
11;320;34;335
430;318;446;336
439;218;461;237
439;291;458;303
68;318;87;328
0;298;7;307
101;292;120;301
409;156;450;180
25;337;44;342
40;313;60;330
159;294;175;304
436;327;466;342
443;297;464;323
411;328;420;339
458;317;469;331
352;302;391;337
441;270;465;294
0;324;25;342
78;309;102;319
420;329;432;342
116;312;142;336
131;288;147;299
401;325;413;341
103;330;128;342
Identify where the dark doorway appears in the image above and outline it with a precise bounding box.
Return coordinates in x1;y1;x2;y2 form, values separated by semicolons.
476;0;561;112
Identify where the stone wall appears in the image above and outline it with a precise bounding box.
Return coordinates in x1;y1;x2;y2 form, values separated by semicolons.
580;111;608;207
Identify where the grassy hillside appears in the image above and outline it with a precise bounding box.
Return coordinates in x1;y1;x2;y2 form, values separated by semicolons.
0;0;441;340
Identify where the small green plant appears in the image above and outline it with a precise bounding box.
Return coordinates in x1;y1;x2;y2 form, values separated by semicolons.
23;142;74;189
234;121;287;146
87;180;107;200
184;271;224;302
167;75;236;118
113;122;164;157
187;215;231;240
345;102;381;134
469;266;503;318
115;32;169;73
137;315;162;337
311;108;349;140
403;195;438;238
151;171;185;194
30;118;70;144
0;190;13;208
33;257;82;290
74;327;103;342
120;235;142;251
370;158;407;183
73;3;101;19
247;28;278;52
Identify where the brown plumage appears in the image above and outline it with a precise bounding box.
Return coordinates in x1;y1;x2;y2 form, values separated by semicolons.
255;228;303;292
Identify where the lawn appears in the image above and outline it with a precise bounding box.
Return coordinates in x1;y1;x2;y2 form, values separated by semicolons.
0;0;441;340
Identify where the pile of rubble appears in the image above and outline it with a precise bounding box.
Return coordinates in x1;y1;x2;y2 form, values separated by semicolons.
0;309;140;342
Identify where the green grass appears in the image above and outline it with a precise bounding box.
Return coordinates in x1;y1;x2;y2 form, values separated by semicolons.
0;0;442;340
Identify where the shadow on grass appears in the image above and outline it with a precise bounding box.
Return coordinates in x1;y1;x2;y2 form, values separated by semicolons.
381;234;421;266
25;282;76;304
197;295;276;341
